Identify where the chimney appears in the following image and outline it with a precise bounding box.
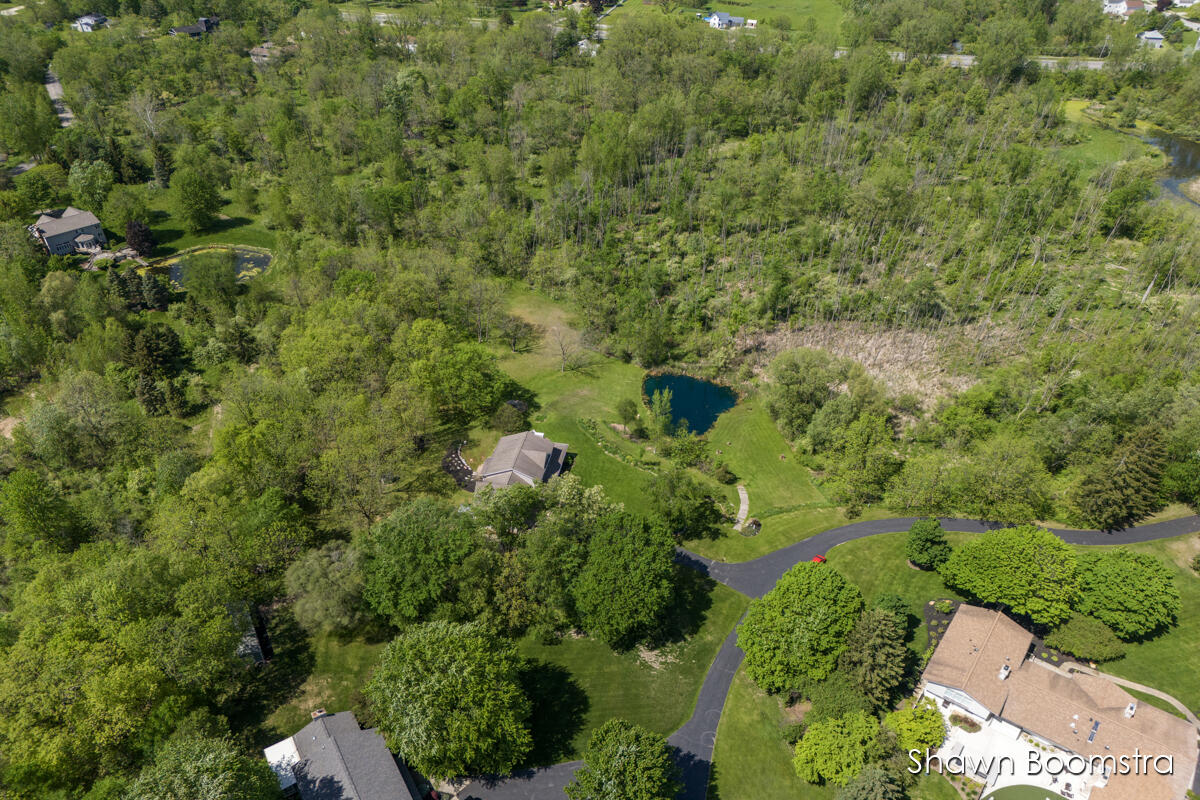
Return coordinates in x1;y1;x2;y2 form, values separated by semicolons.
998;664;1011;680
1125;702;1136;719
311;708;328;720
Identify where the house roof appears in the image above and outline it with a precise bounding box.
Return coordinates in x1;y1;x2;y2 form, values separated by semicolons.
924;607;1199;800
31;207;102;238
1002;664;1197;800
170;16;219;35
922;604;1032;715
477;430;568;489
76;13;106;23
1141;29;1164;38
279;711;418;800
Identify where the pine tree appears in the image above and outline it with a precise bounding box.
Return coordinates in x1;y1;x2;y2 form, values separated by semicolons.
141;273;170;311
837;607;908;708
1072;427;1166;530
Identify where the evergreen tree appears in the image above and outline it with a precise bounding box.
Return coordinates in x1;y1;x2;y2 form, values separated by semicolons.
835;766;905;800
837;607;908;707
1071;427;1167;530
141;273;170;311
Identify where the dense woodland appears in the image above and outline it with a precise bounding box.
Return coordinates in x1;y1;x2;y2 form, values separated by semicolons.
2;0;1200;797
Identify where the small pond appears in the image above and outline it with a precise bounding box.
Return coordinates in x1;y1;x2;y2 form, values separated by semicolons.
162;246;272;288
1143;129;1200;207
642;373;737;433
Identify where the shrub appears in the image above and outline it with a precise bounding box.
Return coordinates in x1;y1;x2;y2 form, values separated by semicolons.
905;518;950;569
934;599;954;614
1045;613;1126;662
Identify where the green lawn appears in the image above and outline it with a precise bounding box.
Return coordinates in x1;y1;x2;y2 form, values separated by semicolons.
145;190;275;257
605;0;843;39
1058;99;1161;177
1102;535;1200;714
711;666;959;800
706;400;826;512
517;570;748;762
261;629;385;743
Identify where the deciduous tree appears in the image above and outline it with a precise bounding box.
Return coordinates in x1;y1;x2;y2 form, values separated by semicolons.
566;719;680;800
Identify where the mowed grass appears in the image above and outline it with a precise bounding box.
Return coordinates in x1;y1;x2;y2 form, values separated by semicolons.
264;632;385;740
711;667;958;800
145;190;276;256
684;505;896;562
706;400;826;512
517;573;748;760
1103;534;1200;713
606;0;843;39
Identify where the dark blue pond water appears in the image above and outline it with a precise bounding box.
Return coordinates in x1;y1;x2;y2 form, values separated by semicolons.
643;373;737;433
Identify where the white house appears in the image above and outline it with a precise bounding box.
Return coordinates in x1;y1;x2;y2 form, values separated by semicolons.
1139;29;1166;46
707;11;745;28
1103;0;1144;15
71;13;107;32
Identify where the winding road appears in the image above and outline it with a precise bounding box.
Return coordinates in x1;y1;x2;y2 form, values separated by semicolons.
461;514;1200;800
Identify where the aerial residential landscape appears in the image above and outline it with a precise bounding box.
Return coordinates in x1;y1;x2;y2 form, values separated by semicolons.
2;0;1200;799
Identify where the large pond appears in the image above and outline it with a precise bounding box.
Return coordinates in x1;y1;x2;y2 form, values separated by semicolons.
642;373;737;433
1143;130;1200;207
162;246;271;288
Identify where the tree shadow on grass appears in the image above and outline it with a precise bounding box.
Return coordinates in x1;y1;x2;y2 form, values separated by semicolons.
152;215;255;254
519;660;590;766
222;607;316;749
645;565;716;650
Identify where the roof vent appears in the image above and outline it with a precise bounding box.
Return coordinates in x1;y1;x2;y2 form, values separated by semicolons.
1125;702;1137;719
998;664;1011;680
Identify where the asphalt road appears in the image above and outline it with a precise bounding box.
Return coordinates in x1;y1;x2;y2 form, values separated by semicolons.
462;513;1200;800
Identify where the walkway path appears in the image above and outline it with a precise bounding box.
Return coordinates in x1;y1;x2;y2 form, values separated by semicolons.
1064;662;1200;729
730;485;749;531
468;513;1200;800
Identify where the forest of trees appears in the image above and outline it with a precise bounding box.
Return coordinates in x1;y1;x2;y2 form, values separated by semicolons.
1;0;1200;797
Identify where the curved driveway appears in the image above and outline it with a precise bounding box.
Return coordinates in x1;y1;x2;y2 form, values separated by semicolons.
464;514;1200;800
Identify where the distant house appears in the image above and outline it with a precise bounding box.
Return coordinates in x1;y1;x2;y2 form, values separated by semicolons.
475;430;568;490
72;13;107;32
707;11;745;28
169;16;219;37
745;18;758;28
1103;0;1143;14
264;710;420;800
28;207;106;255
1139;29;1166;46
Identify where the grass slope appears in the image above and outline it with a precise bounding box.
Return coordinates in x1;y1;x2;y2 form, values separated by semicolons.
518;571;748;761
607;0;842;39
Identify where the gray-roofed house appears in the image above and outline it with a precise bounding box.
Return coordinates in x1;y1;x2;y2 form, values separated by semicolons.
264;710;420;800
475;430;568;490
169;16;219;37
708;11;745;28
28;207;106;255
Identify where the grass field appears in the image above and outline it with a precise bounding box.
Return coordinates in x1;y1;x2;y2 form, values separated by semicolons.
1103;534;1200;714
1058;99;1161;176
517;571;748;762
146;190;276;256
605;0;843;39
262;630;385;742
983;787;1067;800
711;667;960;800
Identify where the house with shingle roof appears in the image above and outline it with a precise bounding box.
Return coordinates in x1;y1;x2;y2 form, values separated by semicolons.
475;430;568;490
707;11;746;28
264;710;420;800
28;207;106;255
921;605;1198;800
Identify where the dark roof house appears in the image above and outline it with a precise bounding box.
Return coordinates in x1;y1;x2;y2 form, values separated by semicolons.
475;430;568;490
264;711;419;800
169;16;219;37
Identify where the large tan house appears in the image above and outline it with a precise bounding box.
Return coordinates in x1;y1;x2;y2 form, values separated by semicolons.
921;605;1198;800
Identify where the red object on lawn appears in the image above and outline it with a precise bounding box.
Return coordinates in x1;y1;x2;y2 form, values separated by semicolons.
811;555;826;563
